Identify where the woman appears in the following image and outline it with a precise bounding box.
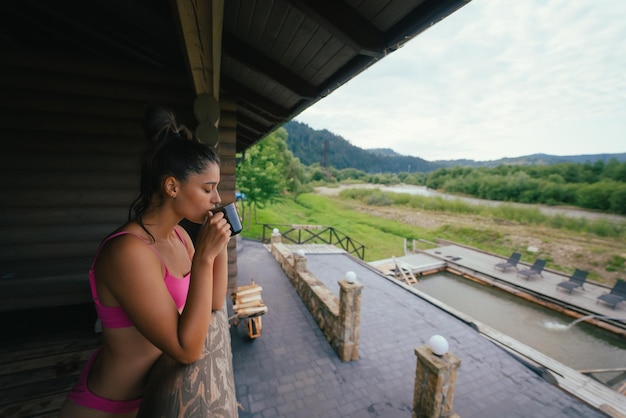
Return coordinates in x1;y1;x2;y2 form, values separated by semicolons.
59;107;232;417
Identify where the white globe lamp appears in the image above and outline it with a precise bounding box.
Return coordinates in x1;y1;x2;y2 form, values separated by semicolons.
428;335;449;356
345;271;357;284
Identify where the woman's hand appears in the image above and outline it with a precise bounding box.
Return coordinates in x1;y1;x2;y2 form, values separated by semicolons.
193;210;231;263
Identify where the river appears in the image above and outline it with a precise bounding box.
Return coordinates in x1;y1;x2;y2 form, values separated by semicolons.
315;183;626;224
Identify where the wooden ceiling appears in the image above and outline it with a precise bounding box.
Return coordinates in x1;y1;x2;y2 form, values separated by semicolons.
0;0;471;153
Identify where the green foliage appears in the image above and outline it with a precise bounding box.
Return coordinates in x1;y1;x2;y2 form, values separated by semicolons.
609;184;626;215
239;191;625;280
274;122;626;215
363;191;393;206
605;255;625;273
577;181;614;211
422;160;626;216
434;225;504;248
339;188;626;239
236;128;308;219
239;194;413;260
284;121;440;173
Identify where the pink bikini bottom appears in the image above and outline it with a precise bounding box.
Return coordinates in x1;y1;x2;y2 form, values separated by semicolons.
66;348;142;413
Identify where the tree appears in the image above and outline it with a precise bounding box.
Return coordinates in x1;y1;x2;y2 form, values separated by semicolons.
236;127;306;224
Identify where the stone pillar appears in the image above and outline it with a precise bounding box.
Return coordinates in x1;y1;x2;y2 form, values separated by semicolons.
337;278;364;362
270;228;281;245
293;251;307;273
412;345;461;418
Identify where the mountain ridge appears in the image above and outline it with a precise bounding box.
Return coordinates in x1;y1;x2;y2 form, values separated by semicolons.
285;120;626;173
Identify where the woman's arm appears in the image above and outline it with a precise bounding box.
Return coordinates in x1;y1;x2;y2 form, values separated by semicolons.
211;247;229;311
178;225;228;311
171;212;231;362
101;214;231;364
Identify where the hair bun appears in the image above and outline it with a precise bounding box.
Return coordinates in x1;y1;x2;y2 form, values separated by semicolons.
142;107;192;148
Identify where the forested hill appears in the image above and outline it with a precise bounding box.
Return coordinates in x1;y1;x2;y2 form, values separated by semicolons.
283;121;441;173
284;121;626;173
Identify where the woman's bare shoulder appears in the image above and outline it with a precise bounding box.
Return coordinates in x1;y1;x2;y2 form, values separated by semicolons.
96;227;160;274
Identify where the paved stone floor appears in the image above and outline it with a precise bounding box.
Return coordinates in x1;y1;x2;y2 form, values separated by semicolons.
230;239;609;418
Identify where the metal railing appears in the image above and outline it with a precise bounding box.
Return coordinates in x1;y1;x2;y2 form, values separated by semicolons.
261;224;365;260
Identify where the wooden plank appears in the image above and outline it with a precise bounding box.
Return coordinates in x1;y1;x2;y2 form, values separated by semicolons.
0;208;127;226
6;131;143;154
2;46;190;87
0;351;92;390
6;88;152;121
234;293;262;303
0;394;64;417
0;332;99;416
0;224;119;246
236;294;263;304
0;335;100;362
0;242;101;263
0;276;94;311
0;68;189;104
7;172;138;190
234;283;260;292
235;286;263;297
291;224;323;229
579;368;626;374
233;300;265;310
1;153;137;172
2;189;135;208
235;306;267;317
0;258;93;280
0;384;73;416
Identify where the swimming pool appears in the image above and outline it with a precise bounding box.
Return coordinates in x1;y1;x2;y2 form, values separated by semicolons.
416;272;626;371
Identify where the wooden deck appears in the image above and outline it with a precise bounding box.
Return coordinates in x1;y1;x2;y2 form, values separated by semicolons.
0;304;100;418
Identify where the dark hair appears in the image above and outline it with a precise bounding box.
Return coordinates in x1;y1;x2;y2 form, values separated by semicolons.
129;107;220;239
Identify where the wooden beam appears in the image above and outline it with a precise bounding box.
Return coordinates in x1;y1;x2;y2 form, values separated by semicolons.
174;0;224;98
222;33;317;98
287;0;384;57
221;76;291;119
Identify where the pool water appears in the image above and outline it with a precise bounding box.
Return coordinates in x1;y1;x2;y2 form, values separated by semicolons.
416;272;626;371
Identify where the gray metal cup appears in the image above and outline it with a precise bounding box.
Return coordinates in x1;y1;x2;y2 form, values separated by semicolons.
211;202;243;235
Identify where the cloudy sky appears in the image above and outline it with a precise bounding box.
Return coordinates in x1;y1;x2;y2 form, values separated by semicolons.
294;0;626;162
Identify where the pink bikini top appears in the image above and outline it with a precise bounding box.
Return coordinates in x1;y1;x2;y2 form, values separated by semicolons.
89;228;191;329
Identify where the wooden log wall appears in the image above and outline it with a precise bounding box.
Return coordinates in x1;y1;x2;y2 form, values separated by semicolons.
217;96;241;294
0;48;239;311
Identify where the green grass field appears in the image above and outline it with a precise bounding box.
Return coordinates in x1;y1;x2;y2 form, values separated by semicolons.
239;192;518;262
236;189;626;285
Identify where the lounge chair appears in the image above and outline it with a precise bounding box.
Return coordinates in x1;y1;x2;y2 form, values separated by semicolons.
517;259;546;280
597;279;626;309
556;269;588;294
494;252;521;272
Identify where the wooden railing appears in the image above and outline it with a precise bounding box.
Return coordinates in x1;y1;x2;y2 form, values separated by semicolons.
261;224;365;260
